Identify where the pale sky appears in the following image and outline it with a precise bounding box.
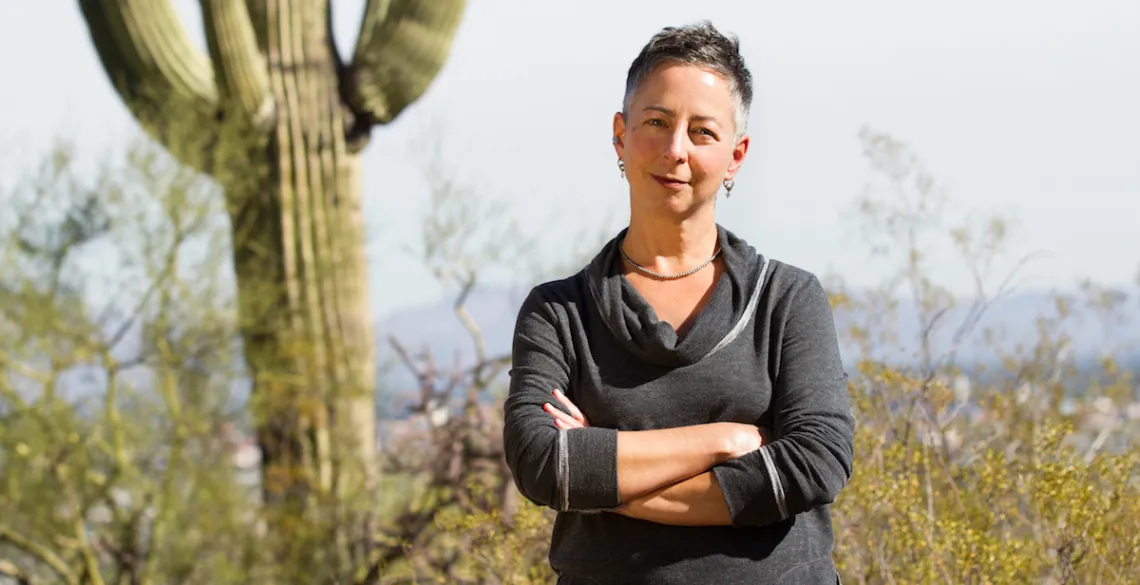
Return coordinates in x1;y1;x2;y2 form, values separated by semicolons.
1;0;1138;318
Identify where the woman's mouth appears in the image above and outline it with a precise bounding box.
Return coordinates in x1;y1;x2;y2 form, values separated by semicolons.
651;174;689;190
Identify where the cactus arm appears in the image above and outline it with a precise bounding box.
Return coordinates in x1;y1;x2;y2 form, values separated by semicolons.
76;0;218;134
346;0;467;125
200;0;275;129
354;0;392;49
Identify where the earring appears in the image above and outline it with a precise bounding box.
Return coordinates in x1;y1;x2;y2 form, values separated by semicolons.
723;177;734;197
618;159;625;178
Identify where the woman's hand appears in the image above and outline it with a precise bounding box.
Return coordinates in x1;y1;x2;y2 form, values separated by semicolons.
722;423;772;459
543;389;589;429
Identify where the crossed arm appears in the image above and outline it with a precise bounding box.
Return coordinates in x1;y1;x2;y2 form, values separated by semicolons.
543;391;760;526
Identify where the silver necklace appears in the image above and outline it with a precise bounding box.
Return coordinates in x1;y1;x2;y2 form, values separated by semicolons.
619;241;722;280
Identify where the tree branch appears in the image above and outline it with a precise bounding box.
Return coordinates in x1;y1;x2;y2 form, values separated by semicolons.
200;0;275;130
0;559;33;585
76;0;220;167
0;526;78;585
346;0;467;126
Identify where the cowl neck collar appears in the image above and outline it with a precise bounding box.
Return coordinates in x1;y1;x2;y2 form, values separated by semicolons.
584;224;769;368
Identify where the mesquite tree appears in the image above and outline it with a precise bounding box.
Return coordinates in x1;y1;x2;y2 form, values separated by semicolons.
75;0;466;560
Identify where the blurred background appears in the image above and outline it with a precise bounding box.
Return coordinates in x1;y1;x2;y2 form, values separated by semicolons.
1;1;1137;584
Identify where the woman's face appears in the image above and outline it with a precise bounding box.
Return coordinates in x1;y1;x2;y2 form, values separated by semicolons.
614;62;750;219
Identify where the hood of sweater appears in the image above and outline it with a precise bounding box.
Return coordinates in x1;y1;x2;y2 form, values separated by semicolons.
584;224;770;368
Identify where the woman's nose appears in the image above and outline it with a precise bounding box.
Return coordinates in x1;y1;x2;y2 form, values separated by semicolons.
663;129;690;164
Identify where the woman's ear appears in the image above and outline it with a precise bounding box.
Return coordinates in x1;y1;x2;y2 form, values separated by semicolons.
726;134;751;179
612;111;627;157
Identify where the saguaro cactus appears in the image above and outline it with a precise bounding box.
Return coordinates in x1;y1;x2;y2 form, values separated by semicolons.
76;0;466;567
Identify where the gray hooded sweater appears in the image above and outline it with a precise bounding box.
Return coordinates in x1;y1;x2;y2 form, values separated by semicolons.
502;224;855;584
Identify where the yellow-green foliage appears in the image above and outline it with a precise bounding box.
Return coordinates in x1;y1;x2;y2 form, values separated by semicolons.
824;128;1140;584
431;491;557;584
1;138;271;584
834;362;1139;584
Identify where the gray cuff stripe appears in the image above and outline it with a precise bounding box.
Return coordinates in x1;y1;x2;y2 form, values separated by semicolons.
558;428;569;512
759;445;789;520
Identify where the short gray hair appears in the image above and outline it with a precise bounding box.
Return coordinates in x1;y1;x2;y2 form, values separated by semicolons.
622;21;754;139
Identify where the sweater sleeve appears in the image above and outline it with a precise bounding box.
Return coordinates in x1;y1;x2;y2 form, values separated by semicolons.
501;287;621;512
712;272;856;527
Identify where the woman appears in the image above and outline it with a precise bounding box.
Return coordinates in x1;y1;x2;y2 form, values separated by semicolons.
502;21;855;584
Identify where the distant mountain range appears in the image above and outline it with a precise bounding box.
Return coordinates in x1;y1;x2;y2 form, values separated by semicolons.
373;284;1140;416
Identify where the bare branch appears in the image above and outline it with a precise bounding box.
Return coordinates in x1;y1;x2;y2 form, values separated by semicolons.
0;559;33;585
0;526;78;585
454;277;487;364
